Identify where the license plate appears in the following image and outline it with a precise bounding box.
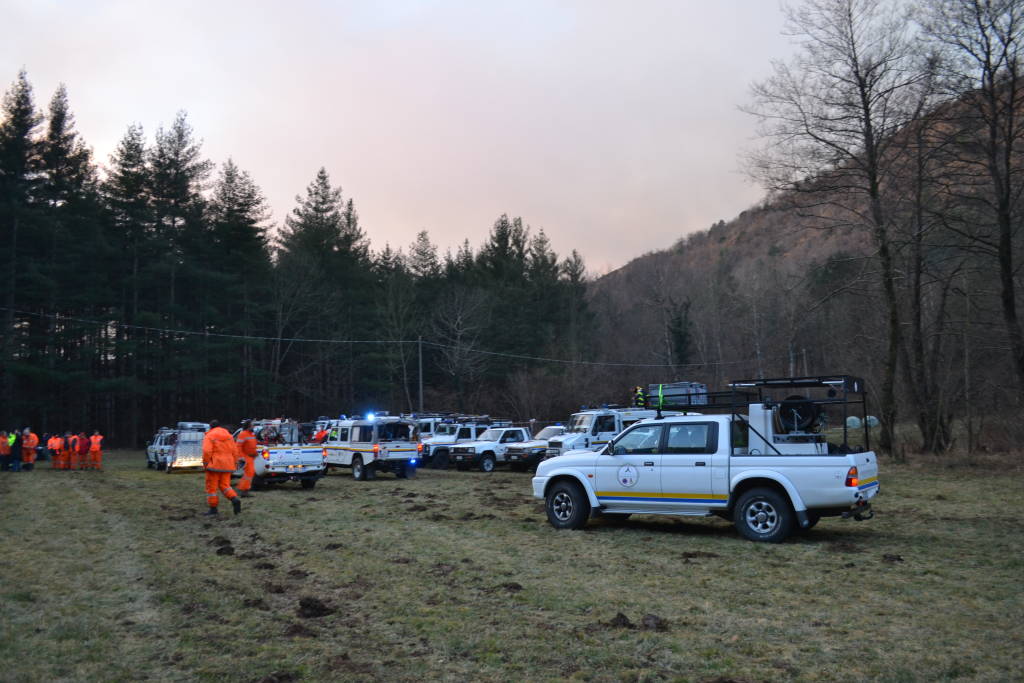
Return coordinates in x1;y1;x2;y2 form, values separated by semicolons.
456;456;464;460
509;455;518;460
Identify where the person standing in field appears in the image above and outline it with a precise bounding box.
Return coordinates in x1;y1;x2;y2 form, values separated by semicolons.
0;431;10;470
21;428;39;471
9;429;23;472
235;420;258;498
89;430;104;471
202;420;241;516
75;431;89;470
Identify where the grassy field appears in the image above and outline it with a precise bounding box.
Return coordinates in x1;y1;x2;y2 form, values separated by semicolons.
0;451;1021;682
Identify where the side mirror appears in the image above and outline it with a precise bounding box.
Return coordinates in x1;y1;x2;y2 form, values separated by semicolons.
612;445;625;456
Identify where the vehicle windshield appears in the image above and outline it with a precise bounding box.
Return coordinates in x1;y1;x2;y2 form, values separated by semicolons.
435;424;458;436
477;429;502;441
418;422;434;434
535;426;563;440
567;414;595;433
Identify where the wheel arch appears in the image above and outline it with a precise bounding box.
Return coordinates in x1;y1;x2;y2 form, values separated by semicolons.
729;472;806;514
543;472;600;508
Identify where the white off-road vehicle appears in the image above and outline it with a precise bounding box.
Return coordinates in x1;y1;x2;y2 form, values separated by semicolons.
534;376;879;543
323;415;420;480
452;426;532;472
505;425;566;471
419;417;511;469
544;407;683;459
146;427;175;469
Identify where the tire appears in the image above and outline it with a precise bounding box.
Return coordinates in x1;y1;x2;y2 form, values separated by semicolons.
365;465;377;481
545;480;590;530
395;465;407;479
405;463;417;478
352;456;365;481
432;449;449;470
301;478;316;490
734;487;794;543
253;475;267;491
480;454;496;473
156;461;166;471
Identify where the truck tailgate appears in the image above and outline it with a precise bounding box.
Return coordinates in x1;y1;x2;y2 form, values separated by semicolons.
851;451;880;497
269;446;324;467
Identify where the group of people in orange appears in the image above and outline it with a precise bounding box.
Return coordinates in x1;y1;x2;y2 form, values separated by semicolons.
47;431;104;471
0;428;40;471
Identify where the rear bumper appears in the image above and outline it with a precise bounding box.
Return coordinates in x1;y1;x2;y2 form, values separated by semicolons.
262;468;324;482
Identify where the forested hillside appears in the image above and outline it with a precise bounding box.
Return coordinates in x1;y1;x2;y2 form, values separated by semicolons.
3;0;1023;455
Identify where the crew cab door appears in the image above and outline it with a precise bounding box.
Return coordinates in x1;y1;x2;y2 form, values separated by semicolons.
659;422;721;508
591;414;618;450
595;424;664;510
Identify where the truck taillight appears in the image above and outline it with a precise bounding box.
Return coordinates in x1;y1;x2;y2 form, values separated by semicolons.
262;449;269;460
322;447;327;459
845;466;859;487
373;443;380;459
417;443;424;453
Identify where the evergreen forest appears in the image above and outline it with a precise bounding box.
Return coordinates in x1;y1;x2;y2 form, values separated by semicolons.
2;0;1024;455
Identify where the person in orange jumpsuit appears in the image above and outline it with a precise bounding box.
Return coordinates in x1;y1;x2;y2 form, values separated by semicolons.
202;420;241;516
0;431;10;470
234;420;258;498
21;428;39;471
60;432;74;470
89;430;104;471
75;431;89;470
48;434;62;468
66;432;79;470
312;428;328;443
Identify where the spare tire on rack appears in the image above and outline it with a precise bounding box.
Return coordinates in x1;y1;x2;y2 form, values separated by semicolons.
775;395;820;432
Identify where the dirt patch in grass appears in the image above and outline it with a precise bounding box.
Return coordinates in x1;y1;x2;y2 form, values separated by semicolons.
296;596;334;618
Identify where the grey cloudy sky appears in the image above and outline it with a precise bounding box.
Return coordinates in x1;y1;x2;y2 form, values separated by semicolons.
2;0;793;273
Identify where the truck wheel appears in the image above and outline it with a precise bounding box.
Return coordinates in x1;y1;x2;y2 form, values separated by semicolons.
545;480;590;530
365;465;377;481
405;462;417;478
301;478;316;490
352;456;365;481
480;454;496;473
156;461;166;471
253;475;266;491
432;449;449;469
735;487;793;543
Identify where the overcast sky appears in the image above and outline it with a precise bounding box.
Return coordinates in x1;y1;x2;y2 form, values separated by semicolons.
1;0;794;273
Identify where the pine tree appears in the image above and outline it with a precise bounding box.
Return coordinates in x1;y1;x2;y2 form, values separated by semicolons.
0;69;42;426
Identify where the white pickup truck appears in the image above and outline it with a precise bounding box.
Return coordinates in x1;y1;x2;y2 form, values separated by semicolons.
452;426;532;472
544;407;683;460
534;376;879;542
245;419;327;490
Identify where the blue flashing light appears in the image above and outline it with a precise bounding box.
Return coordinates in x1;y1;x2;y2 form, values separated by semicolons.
366;412;376;421
555;422;563;426
410;459;417;465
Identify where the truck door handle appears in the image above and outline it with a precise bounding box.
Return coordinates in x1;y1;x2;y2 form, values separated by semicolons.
644;461;654;467
695;461;706;466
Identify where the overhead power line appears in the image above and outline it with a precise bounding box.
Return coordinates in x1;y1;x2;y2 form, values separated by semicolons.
0;306;781;369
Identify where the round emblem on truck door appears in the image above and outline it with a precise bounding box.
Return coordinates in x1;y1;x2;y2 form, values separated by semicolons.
618;464;638;488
